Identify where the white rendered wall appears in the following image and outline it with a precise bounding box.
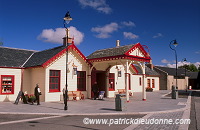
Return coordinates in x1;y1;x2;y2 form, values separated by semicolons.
45;50;88;102
0;68;22;102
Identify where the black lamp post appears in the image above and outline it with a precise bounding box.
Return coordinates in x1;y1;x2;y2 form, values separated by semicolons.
169;40;178;89
63;11;72;110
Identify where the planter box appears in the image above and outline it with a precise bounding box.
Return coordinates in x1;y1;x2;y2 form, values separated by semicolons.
146;87;153;92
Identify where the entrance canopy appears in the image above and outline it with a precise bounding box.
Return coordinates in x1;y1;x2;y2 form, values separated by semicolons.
87;43;151;101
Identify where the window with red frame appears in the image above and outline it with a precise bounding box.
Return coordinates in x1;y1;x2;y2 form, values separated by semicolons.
128;73;131;90
49;70;60;92
152;79;155;88
147;79;151;88
139;77;142;86
77;71;86;91
1;75;14;94
109;73;115;91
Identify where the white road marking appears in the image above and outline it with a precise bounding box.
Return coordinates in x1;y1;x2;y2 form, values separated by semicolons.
0;115;63;125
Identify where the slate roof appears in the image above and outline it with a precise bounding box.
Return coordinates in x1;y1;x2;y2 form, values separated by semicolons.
0;46;66;68
0;46;35;67
23;46;66;67
134;65;159;76
154;66;189;77
87;44;134;59
185;72;199;79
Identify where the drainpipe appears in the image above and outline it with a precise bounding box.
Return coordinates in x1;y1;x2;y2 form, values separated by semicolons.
20;69;24;91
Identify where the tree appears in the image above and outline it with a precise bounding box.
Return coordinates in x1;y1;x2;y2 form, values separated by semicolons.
179;64;198;72
179;64;190;70
0;38;3;46
0;41;3;46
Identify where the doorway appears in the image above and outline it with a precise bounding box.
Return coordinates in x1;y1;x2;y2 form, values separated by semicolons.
91;71;107;97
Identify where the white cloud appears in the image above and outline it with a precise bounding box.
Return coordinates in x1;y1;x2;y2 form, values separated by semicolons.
123;32;139;39
121;21;136;27
161;59;171;64
160;58;200;68
78;0;112;14
166;61;200;68
153;33;163;38
195;50;200;54
194;62;200;67
37;27;84;45
91;22;119;38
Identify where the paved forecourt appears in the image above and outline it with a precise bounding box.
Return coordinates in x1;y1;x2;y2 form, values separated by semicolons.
0;90;190;115
0;90;191;130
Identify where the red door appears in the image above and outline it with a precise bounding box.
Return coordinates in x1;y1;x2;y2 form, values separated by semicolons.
109;73;115;91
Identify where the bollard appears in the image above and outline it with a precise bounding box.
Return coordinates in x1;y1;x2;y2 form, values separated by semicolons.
172;85;178;99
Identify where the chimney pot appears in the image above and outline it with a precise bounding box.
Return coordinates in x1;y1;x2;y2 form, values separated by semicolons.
116;40;120;47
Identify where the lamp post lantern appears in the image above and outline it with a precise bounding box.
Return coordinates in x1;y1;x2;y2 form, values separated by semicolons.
63;11;72;110
169;39;178;89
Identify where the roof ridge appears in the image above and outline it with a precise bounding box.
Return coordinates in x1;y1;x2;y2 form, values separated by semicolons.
20;52;35;67
154;66;169;75
36;45;64;53
0;46;37;52
95;44;134;51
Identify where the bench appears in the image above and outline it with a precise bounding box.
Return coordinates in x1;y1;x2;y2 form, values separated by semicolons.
68;91;84;101
118;89;126;94
115;89;133;96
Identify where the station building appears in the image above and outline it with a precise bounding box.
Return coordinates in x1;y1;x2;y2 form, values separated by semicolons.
0;38;160;102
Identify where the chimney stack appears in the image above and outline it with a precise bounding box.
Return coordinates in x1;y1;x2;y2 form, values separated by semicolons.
63;37;73;46
149;60;154;70
116;40;120;47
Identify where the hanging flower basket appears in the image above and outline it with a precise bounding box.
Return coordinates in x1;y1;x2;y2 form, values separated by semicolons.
146;87;153;92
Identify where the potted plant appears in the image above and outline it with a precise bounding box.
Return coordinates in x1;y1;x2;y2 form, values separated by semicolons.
27;94;36;104
146;87;153;92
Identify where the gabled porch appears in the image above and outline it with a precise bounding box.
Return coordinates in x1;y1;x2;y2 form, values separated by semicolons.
86;42;151;102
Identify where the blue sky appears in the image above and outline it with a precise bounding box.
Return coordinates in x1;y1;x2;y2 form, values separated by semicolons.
0;0;200;67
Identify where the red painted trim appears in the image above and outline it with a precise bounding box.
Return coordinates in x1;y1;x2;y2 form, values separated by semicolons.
49;90;61;92
87;55;151;63
77;71;86;91
71;44;87;61
108;73;115;91
87;55;126;62
152;79;155;88
49;70;61;92
109;88;115;91
24;66;43;69
131;64;138;74
125;56;151;63
42;44;89;68
125;43;151;59
0;66;23;69
146;75;160;77
142;99;146;101
42;47;66;67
